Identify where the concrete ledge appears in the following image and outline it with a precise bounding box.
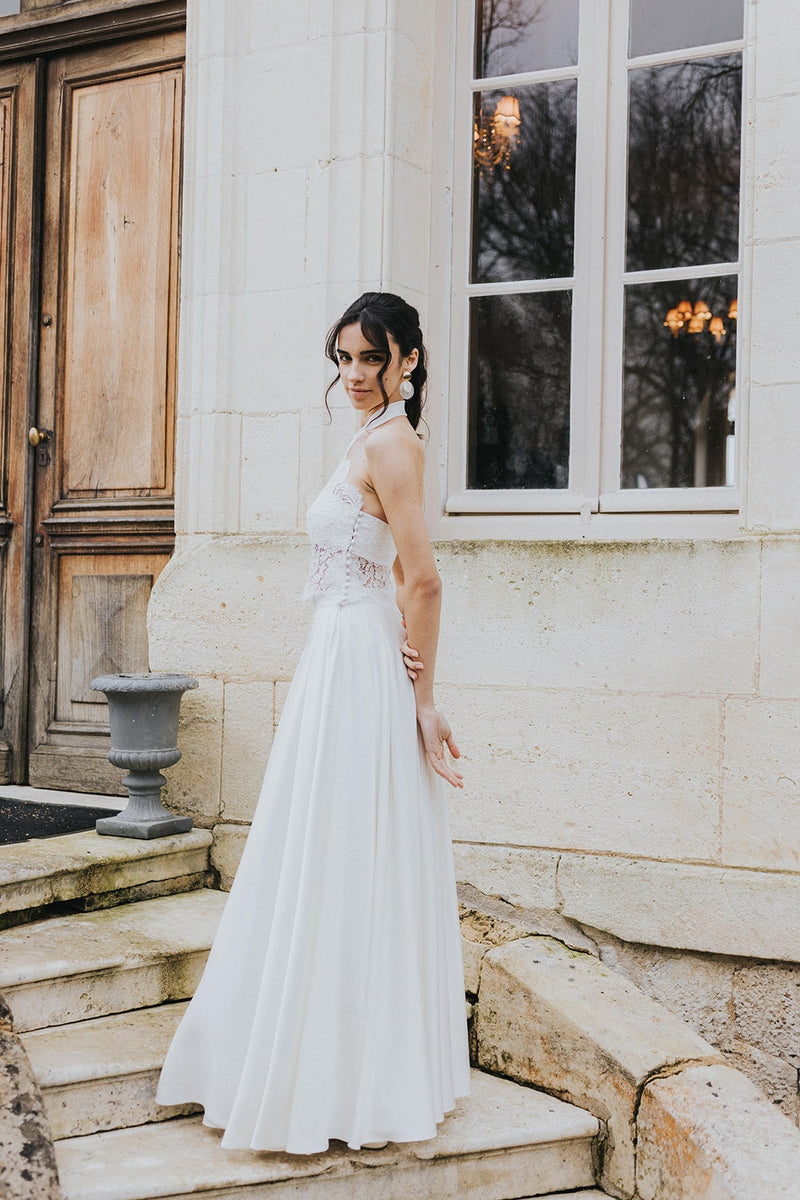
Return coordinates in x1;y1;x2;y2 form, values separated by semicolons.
0;830;213;922
637;1064;800;1199
55;1070;599;1200
474;935;720;1196
0;890;226;1032
22;1003;199;1139
464;883;800;1198
457;843;800;964
458;883;598;955
559;853;800;962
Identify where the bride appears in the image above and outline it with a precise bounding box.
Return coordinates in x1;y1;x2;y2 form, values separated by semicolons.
156;292;471;1154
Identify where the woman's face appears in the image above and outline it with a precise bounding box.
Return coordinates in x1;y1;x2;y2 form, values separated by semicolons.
335;322;418;420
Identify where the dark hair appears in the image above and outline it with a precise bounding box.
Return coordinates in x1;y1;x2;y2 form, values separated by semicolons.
324;292;427;429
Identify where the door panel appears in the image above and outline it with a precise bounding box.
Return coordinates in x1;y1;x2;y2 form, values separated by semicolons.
56;554;167;722
0;61;38;784
62;67;180;497
27;32;183;792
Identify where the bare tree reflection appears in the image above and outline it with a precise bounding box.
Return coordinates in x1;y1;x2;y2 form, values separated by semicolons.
627;56;741;271
468;9;741;492
469;292;571;489
476;0;579;78
622;279;737;488
472;81;577;283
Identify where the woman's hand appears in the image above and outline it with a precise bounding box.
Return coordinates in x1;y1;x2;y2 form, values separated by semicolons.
416;705;463;789
400;620;424;680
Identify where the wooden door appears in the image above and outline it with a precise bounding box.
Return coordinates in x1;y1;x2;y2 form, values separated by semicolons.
25;32;184;791
0;60;38;784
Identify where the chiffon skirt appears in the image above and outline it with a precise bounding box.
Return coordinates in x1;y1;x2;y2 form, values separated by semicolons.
155;598;471;1154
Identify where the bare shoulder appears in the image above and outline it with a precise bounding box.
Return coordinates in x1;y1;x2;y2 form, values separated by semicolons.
365;418;424;472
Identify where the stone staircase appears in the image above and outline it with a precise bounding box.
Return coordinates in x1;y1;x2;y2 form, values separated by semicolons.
0;826;605;1200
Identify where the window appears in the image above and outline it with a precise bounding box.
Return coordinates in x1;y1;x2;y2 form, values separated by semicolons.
446;0;745;519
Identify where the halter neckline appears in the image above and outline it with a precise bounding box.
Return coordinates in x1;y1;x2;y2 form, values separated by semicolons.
363;400;408;431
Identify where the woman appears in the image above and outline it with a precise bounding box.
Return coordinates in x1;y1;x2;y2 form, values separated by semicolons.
156;292;470;1154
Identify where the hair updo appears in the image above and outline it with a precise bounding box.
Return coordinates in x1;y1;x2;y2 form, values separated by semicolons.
324;292;427;429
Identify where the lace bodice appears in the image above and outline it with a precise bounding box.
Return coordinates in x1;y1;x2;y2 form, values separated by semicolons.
303;403;404;606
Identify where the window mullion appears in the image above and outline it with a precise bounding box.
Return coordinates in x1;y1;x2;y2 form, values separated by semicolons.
570;0;613;508
446;0;479;504
599;0;636;499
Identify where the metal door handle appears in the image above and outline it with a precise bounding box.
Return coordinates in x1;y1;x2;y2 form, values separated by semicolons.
28;428;51;447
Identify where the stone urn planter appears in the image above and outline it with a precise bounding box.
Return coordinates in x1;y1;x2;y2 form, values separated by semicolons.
89;672;199;839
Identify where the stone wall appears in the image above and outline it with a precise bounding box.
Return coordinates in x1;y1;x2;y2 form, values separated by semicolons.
459;888;800;1199
150;0;800;1004
586;927;800;1128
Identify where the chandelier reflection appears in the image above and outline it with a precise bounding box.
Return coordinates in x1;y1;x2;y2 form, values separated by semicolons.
663;298;738;344
474;95;521;176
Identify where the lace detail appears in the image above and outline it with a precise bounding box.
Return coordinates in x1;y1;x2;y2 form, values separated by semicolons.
303;460;397;606
305;545;345;596
332;480;363;509
354;555;392;592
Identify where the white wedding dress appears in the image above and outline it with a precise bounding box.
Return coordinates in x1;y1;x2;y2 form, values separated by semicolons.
156;400;471;1154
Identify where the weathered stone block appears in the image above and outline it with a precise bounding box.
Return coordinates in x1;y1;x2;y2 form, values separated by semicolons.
442;684;720;861
148;538;309;680
759;539;800;699
732;960;800;1060
722;1040;800;1127
458;885;597;956
160;678;224;829
559;853;800;962
178;411;243;536
240;413;302;534
586;930;735;1049
0;996;60;1200
460;936;487;997
0;830;212;923
230;290;326;417
0;892;225;1033
722;698;800;869
434;540;759;695
750;241;800;387
754;0;800;99
221;682;274;823
210;823;249;892
474;936;719;1197
752;91;800;251
743;385;800;532
637;1064;800;1199
452;843;558;909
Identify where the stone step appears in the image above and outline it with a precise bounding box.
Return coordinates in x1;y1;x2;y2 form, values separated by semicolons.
0;822;212;929
0;889;226;1032
55;1069;600;1200
21;1001;198;1139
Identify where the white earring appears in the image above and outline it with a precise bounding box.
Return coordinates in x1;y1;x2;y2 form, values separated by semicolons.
399;372;414;401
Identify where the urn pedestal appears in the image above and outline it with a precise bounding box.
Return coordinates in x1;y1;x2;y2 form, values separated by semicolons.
89;673;199;839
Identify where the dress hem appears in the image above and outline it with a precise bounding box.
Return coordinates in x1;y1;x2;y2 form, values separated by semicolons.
189;1084;473;1156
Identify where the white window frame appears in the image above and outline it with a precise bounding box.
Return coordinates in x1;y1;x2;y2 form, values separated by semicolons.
426;0;753;541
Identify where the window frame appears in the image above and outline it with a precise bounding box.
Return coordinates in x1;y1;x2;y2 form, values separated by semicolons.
431;0;752;537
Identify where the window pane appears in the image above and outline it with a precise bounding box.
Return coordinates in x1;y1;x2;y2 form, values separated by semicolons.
626;56;741;272
468;292;572;489
472;80;577;283
0;0;20;12
476;0;579;78
622;278;737;489
629;0;743;58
